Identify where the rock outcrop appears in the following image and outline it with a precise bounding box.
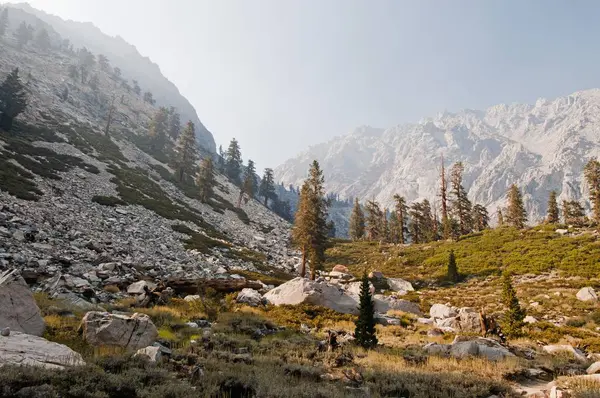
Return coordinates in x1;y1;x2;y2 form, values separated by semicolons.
424;337;514;361
0;331;85;369
576;287;598;302
79;311;158;350
0;269;45;336
236;288;264;307
386;278;414;294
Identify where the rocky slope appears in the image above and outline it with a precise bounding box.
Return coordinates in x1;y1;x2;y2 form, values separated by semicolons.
275;92;600;224
0;7;298;307
6;3;215;152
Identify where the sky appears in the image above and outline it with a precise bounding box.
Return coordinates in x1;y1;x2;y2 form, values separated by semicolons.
8;0;600;169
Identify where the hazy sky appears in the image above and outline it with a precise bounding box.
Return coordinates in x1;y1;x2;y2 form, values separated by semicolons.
10;0;600;169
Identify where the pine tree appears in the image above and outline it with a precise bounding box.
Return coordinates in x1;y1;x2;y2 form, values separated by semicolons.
497;208;504;226
143;91;155;105
14;21;33;49
217;145;226;172
501;273;526;337
225;138;242;185
409;201;424;244
393;194;408;244
77;47;95;84
67;64;79;81
132;80;141;95
97;54;110;71
354;272;378;349
563;199;586;226
349;198;366;241
421;199;436;242
292;183;311;278
546;190;559;224
238;159;256;207
450;162;473;237
0;68;28;131
88;74;99;91
148;107;169;151
196;157;215;203
113;67;122;79
447;250;459;283
173;121;198;182
472;204;489;231
388;210;400;243
34;27;50;50
365;200;383;241
584;158;600;225
0;8;8;38
506;184;527;229
327;220;336;238
168;107;181;139
382;208;390;243
439;155;451;239
258;168;276;206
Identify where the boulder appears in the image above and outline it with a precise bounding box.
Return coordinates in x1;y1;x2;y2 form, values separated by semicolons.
127;280;156;295
429;303;457;320
79;311;158;350
450;338;514;361
576;287;598;302
236;288;264;307
543;345;587;362
0;269;45;336
263;277;359;314
423;342;451;356
332;265;349;273
587;361;600;375
135;345;162;362
184;295;200;302
0;331;85;369
368;270;384;279
524;315;538;324
387;278;414;294
344;281;375;296
373;295;422;316
555;229;569;235
457;307;482;333
329;271;353;280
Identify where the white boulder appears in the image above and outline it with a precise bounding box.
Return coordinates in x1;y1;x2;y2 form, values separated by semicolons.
236;288;264;307
429;303;457;320
0;269;45;336
79;311;158;350
127;280;156;295
587;361;600;375
373;295;422;316
387;278;414;294
135;345;162;362
0;331;85;369
344;281;375;296
524;315;538;324
577;287;598;302
543;345;587;362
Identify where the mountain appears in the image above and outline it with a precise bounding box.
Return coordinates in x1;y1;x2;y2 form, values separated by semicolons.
8;2;216;152
275;90;600;225
0;5;298;306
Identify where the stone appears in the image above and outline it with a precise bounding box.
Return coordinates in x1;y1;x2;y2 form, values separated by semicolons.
555;229;569;235
375;315;402;326
524;315;538;324
549;386;568;398
423;342;451;356
332;265;349;273
543;345;587;362
587;361;600;374
134;345;162;362
429;303;457;320
456;307;482;333
127;280;156;295
344;281;375;296
236;288;264;307
387;278;414;294
427;328;444;337
368;270;384;279
450;338;514;361
184;295;201;302
0;269;45;336
417;317;433;325
79;311;158;350
577;287;598;302
186;322;199;328
328;271;353;280
263;277;360;314
0;331;85;369
1;327;9;336
373;295;422;316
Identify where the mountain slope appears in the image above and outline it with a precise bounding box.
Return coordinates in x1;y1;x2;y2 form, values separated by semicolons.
275;90;600;223
8;2;216;152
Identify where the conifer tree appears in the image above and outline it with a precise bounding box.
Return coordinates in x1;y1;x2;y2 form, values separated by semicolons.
472;204;489;231
225;138;242;185
506;184;527;229
14;22;33;49
388;210;400;243
393;194;408;244
0;68;27;131
563;199;586;226
440;155;451;239
382;208;390;243
354;272;378;349
365;200;383;241
34;27;50;50
447;250;459;283
173;121;198;182
217;145;226;172
584;158;600;224
421;199;436;242
132;80;141;95
409;201;424;244
88;74;99;91
143;91;155;105
327;220;336;238
0;8;8;38
349;198;366;240
77;47;95;84
306;160;328;280
292;183;311;278
97;54;110;71
196;157;215;203
450;162;473;236
238;159;256;207
501;273;526;337
148;107;169;151
113;67;122;79
546;190;559;224
497;208;504;226
168;107;181;139
258;168;276;206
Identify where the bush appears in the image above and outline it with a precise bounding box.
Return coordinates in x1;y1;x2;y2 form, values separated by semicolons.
566;317;587;328
590;310;600;325
92;195;126;207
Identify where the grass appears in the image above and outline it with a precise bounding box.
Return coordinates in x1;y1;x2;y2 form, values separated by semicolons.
325;227;600;281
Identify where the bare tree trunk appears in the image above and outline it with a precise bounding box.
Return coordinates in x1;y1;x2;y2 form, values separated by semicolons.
300;248;306;278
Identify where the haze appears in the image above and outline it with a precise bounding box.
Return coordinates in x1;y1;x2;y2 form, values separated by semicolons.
9;0;600;169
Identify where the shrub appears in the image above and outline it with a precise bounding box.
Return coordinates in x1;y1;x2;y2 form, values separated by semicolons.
566;317;587;328
92;195;126;207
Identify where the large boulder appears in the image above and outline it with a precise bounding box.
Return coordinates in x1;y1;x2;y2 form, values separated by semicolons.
127;280;156;295
387;278;414;294
429;303;457;320
456;307;482;333
236;288;264;307
263;277;359;314
587;361;600;375
0;331;85;369
576;287;598;302
79;311;158;350
373;295;422;316
0;269;45;336
426;337;514;361
344;281;375;296
543;344;587;362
